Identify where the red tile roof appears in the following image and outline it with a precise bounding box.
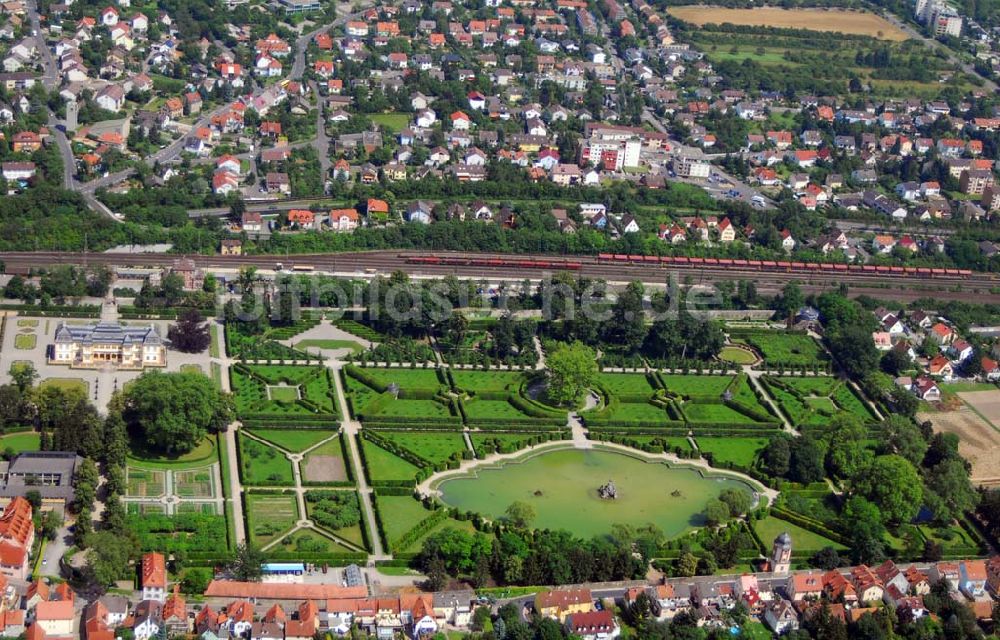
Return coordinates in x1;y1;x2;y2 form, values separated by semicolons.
141;552;166;589
206;582;367;601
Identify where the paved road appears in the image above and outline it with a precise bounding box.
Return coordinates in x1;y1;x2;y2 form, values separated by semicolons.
877;10;997;92
70;1;373;204
641;108;775;209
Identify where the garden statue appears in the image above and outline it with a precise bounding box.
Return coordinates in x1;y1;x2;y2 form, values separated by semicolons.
597;479;618;500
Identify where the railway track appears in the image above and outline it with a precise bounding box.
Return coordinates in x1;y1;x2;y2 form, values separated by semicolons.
2;251;997;303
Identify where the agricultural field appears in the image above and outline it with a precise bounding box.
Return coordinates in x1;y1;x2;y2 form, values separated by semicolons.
667;7;909;40
919;406;1000;485
239;434;295;485
245;493;299;547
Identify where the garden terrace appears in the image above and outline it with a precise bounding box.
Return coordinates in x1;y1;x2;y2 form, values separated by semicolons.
238;433;295;486
231;364;339;427
245;491;300;548
303;490;369;551
761;376;879;428
584;372;781;434
731;331;830;371
372;491;482;557
225;324;319;362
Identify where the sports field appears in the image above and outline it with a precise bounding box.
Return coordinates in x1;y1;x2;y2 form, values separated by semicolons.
667;6;909;41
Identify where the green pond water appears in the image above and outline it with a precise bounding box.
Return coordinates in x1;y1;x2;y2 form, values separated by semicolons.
437;448;755;538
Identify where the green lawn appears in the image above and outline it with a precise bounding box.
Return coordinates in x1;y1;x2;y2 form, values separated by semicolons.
462;398;536;421
745;333;827;366
718;345;757;364
0;432;40;453
596;373;658;395
469;433;540;456
370;112;409;133
805;397;838;412
376;494;480;552
39;377;88;396
180;364;204;375
246;429;338;452
696;437;769;467
361;439;421;484
15;319;38;327
127;436;218;468
451;370;525;393
267;385;301;402
376;432;468;465
276;527;357;554
295;339;363;353
374;399;453;419
683;402;757;424
754;515;846;552
354;367;444;391
661;375;733;397
239;435;295;485
14;334;36;350
210;324;221;358
597;401;670;423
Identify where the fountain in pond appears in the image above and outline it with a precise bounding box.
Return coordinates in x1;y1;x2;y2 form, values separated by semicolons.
597;479;618;500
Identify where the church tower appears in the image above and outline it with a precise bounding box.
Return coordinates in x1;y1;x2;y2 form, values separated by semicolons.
771;532;792;575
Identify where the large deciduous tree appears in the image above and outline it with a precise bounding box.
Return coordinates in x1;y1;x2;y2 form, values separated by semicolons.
122;371;233;454
854;455;923;525
545;341;597;406
167;308;212;353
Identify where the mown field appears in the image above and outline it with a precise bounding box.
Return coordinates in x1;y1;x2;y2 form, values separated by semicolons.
667;6;908;40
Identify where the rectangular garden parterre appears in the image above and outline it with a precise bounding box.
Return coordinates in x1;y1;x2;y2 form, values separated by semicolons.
342;365;567;430
231;364;340;427
761;375;879;428
583;371;781;434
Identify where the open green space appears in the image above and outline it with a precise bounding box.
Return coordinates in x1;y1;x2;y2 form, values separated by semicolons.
683;403;754;424
128;512;230;555
436;448;756;538
304;490;366;549
268;385;301;402
718;345;758;364
470;433;542;456
0;432;40;453
742;333;827;367
128;435;217;468
353;367;444;391
295;339;363;353
375;432;468;466
13;334;35;350
179;364;204;375
763;376;877;427
375;494;480;552
596;372;658;395
246;429;338;453
450;370;525;393
695;437;769;468
246;492;299;547
231;364;337;418
360;438;422;484
276;528;357;554
369;112;410;133
660;375;732;397
754;515;847;553
462;398;542;421
239;434;295;485
15;319;38;327
39;377;88;396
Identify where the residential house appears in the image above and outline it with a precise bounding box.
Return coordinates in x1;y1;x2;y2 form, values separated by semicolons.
534;589;593;622
565;610;618;640
960;560;988;598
